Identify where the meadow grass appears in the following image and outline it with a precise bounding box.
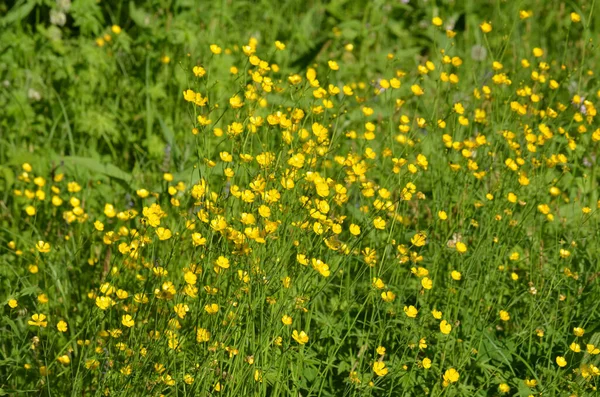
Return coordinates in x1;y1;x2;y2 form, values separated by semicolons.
1;0;600;396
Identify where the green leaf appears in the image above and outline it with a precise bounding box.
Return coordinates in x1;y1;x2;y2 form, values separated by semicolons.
0;0;36;27
0;166;14;191
61;156;132;184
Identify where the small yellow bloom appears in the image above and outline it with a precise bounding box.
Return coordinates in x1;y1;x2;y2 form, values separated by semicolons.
480;21;492;33
122;314;135;328
28;313;48;327
381;291;396;302
404;305;418;318
196;328;211;342
373;361;388;376
440;320;452;334
292;330;309;345
57;320;68;333
411;84;424;96
36;240;51;253
411;232;427;247
57;355;71;365
570;12;581;23
556;356;567;367
573;327;585;337
349;224;361;236
443;368;459;384
421;277;433;290
422;357;432;369
204;303;219;314
328;60;339;71
156;227;172;240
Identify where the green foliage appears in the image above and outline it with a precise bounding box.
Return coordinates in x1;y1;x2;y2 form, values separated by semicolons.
1;0;600;396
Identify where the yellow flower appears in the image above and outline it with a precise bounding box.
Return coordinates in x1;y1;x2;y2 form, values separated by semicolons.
196;328;211;342
94;220;104;231
311;258;330;277
184;271;197;285
422;358;432;369
210;44;222;54
404;305;418;318
432;309;442;319
519;10;533;19
373;217;386;230
480;21;492;33
282;315;292;325
451;270;462;281
191;233;206;246
156;227;172;240
275;41;286;50
204;303;219;314
499;310;510;321
438;211;447;220
440;320;452;334
174;303;190;319
122;314;135;328
349;224;361;236
36;240;50;253
85;359;100;370
57;320;68;332
192;66;206;77
525;379;537;387
95;296;113;310
413;269;430;286
373;361;388;376
411;231;427;247
570;342;581;352
411;84;424;96
587;344;600;355
573;327;585;337
215;256;230;269
556;356;567;367
104;203;117;218
28;313;48;327
229;95;244;108
499;383;510;393
328;60;339;71
432;17;443;27
381;291;396;302
455;242;467;253
571;12;581;23
292;330;309;345
8;299;18;308
57;355;71;365
443;368;459;385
